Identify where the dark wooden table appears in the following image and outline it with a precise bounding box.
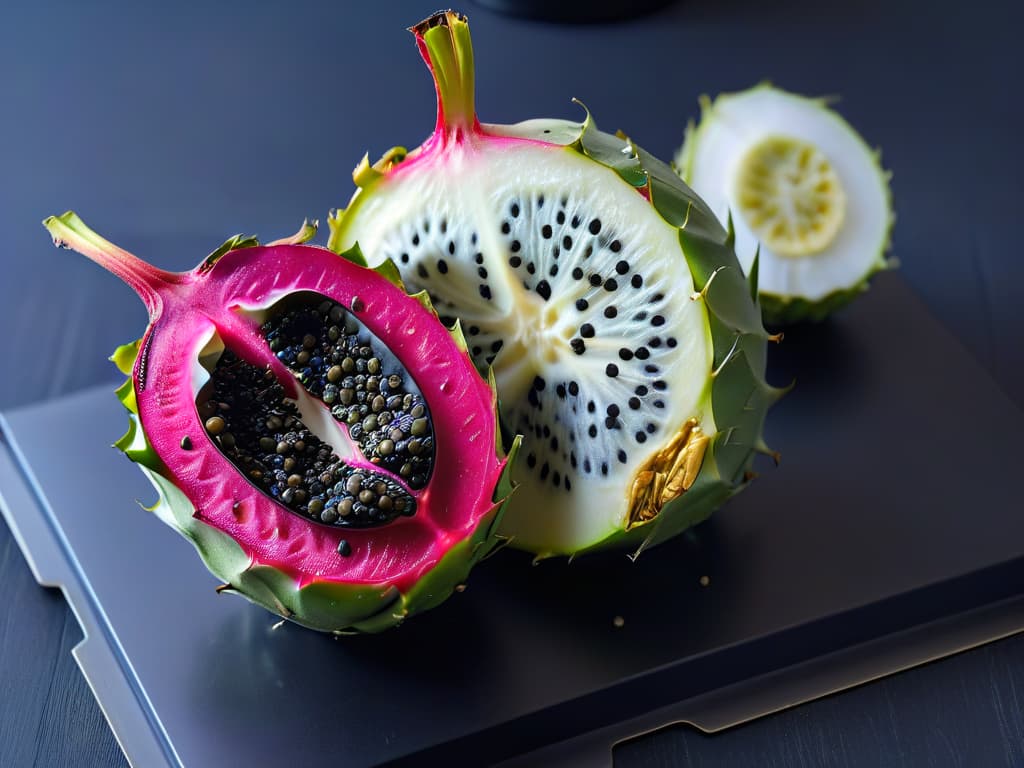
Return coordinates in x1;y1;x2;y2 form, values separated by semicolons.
1;1;1022;765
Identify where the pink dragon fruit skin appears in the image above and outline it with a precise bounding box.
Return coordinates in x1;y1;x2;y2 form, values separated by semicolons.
44;211;517;633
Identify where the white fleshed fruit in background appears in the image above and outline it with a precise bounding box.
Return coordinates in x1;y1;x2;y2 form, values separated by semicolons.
678;84;895;325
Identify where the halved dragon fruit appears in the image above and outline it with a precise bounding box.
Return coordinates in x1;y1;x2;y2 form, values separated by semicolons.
44;211;516;633
329;12;783;558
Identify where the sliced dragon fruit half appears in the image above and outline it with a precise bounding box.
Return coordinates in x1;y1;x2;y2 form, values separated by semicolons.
44;212;516;633
329;12;783;558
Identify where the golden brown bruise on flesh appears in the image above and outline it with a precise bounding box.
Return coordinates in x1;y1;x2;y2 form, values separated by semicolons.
626;418;710;529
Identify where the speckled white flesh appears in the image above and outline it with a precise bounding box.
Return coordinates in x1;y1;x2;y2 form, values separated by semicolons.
337;140;714;554
681;86;891;303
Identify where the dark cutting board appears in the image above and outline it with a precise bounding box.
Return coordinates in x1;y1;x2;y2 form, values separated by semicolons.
1;274;1022;767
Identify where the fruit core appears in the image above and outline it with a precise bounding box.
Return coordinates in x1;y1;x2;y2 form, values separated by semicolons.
194;292;435;529
732;134;847;258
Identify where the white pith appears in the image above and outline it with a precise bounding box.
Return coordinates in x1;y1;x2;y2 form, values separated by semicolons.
682;87;890;302
338;140;714;553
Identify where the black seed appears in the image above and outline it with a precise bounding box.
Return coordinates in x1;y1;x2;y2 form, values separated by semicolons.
412;233;420;246
437;259;448;274
650;337;662;348
400;253;409;263
606;363;619;378
337;540;352;557
636;385;648;396
501;221;511;234
549;264;559;277
580;323;595;338
587;401;596;413
511;240;521;252
550;437;559;451
617;449;627;463
589;424;598;438
604;306;618;319
540;462;550;480
180;436;192;450
634;311;648;322
441;219;448;234
491;340;502;353
527;453;537;468
635;347;650;360
552;471;561;487
618;348;633;361
601;462;609;476
631;274;643;289
667;337;678;348
527;262;536;275
610;240;622;253
447;241;455;255
478;267;488;279
629;397;641;409
652;315;666;327
565;477;572;491
654;399;665;408
416;263;429;279
653;380;668;391
556;383;566;398
589;218;602;235
570;338;586;355
575;298;588;311
479;285;492;300
589;274;603;287
533;375;546;391
636;432;647;444
646;423;657;434
645;364;659;373
651;292;665;303
572;267;584;280
604;278;618;292
537;280;552;301
475;252;484;264
541;224;553;239
568;381;579;396
607;403;620;417
584;458;592;472
509;255;522;268
615;260;629;275
563;235;573;250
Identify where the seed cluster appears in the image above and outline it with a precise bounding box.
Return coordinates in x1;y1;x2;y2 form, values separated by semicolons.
380;212;510;369
496;193;678;492
265;300;435;490
200;350;415;527
378;189;682;496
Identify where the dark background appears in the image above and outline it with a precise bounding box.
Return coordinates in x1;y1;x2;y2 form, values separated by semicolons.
1;0;1021;765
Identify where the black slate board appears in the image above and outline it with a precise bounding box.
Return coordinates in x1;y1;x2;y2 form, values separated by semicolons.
1;274;1022;767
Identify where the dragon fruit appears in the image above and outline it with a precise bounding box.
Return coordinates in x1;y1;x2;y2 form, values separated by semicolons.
329;12;783;558
44;211;516;633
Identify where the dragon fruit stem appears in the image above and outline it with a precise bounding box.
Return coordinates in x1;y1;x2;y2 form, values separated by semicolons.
44;211;181;317
412;11;480;142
